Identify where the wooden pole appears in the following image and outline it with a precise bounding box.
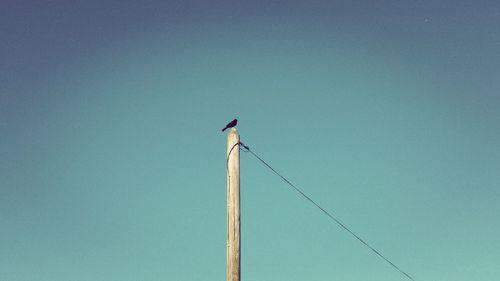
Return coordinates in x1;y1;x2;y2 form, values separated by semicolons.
226;128;240;281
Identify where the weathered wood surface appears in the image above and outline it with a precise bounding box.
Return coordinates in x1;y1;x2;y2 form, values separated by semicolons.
226;128;240;281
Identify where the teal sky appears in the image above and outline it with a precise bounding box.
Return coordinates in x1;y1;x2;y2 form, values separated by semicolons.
2;1;500;280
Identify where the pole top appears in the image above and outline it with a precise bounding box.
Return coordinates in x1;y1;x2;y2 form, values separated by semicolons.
227;128;240;150
228;127;239;135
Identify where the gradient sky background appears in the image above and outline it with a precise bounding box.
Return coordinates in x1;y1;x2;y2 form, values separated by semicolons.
1;1;500;280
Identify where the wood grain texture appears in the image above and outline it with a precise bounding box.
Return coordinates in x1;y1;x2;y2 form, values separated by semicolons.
226;128;240;281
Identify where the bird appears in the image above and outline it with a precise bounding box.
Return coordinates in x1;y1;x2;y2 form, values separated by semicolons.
222;118;238;132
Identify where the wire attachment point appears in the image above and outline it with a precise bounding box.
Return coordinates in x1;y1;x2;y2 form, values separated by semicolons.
239;141;250;152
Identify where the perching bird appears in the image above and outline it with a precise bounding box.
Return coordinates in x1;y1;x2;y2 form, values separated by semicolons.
222;118;238;132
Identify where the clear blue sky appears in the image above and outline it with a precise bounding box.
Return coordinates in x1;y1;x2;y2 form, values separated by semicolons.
2;1;500;280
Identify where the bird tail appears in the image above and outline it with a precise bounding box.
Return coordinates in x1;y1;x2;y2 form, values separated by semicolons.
222;127;227;132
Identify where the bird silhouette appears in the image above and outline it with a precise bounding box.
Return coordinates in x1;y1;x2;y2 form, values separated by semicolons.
222;119;238;132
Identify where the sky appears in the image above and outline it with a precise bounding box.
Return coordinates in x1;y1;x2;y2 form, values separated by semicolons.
1;1;500;280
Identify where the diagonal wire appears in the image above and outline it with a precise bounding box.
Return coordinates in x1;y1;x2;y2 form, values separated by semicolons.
238;142;415;281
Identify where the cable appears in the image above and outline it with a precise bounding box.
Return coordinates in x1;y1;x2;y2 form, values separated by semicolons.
227;141;240;207
227;142;240;172
238;141;415;281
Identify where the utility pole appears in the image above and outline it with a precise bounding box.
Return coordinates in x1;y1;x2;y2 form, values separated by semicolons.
226;128;240;281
